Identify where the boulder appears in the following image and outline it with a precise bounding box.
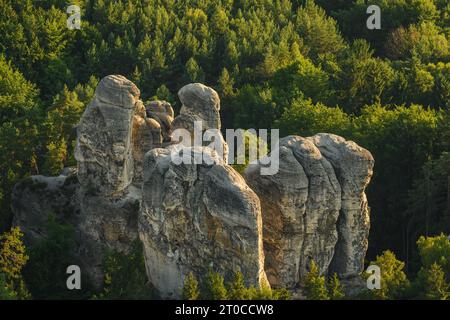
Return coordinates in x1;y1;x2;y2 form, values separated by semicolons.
146;100;174;142
139;145;268;298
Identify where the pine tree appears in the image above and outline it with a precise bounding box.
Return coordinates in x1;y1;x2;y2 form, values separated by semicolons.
272;288;292;300
202;269;228;300
217;68;235;98
303;260;329;300
182;272;199;300
328;273;345;300
43;137;67;176
0;227;30;299
227;271;249;300
422;263;449;300
0;272;16;300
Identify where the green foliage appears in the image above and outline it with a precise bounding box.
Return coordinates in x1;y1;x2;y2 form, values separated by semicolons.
23;215;90;299
277;98;350;138
366;251;409;300
0;55;39;123
197;269;290;300
303;260;330;300
0;227;30;299
0;0;449;300
96;240;155;299
417;234;450;280
295;0;345;59
227;271;249;300
182;272;200;300
0;272;17;300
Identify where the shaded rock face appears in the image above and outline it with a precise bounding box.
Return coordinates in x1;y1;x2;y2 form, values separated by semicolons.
244;135;373;288
76;185;141;285
139;146;267;298
75;75;140;196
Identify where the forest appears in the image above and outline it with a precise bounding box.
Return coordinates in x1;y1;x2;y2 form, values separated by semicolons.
0;0;449;299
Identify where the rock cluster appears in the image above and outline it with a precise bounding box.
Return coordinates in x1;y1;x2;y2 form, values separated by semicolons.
12;75;374;298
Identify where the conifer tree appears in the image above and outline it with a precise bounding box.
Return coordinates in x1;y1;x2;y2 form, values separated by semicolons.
303;260;329;300
182;272;200;300
0;227;30;299
328;273;345;300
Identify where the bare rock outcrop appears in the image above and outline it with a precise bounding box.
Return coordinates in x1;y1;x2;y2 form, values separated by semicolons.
244;136;342;288
11;172;80;244
244;135;373;288
11;74;374;298
139;145;267;298
75;75;140;196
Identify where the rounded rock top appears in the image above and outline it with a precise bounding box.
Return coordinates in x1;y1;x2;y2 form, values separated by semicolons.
178;83;220;110
95;75;140;108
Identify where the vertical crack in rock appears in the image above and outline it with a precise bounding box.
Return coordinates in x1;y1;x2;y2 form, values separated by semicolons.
308;133;374;277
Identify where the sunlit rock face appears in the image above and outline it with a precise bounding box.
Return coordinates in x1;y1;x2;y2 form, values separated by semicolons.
139;146;268;298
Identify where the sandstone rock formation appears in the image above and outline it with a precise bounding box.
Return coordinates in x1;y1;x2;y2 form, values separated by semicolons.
139;145;267;298
245;134;373;288
308;133;373;277
11;74;374;298
75;75;140;196
172;83;221;132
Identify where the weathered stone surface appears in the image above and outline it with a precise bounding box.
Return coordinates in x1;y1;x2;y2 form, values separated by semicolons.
11;169;140;288
139;145;268;298
146;100;174;142
172;83;221;131
75;75;141;196
132;102;163;182
77;185;141;285
172;83;228;161
308;133;374;277
245;135;342;288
